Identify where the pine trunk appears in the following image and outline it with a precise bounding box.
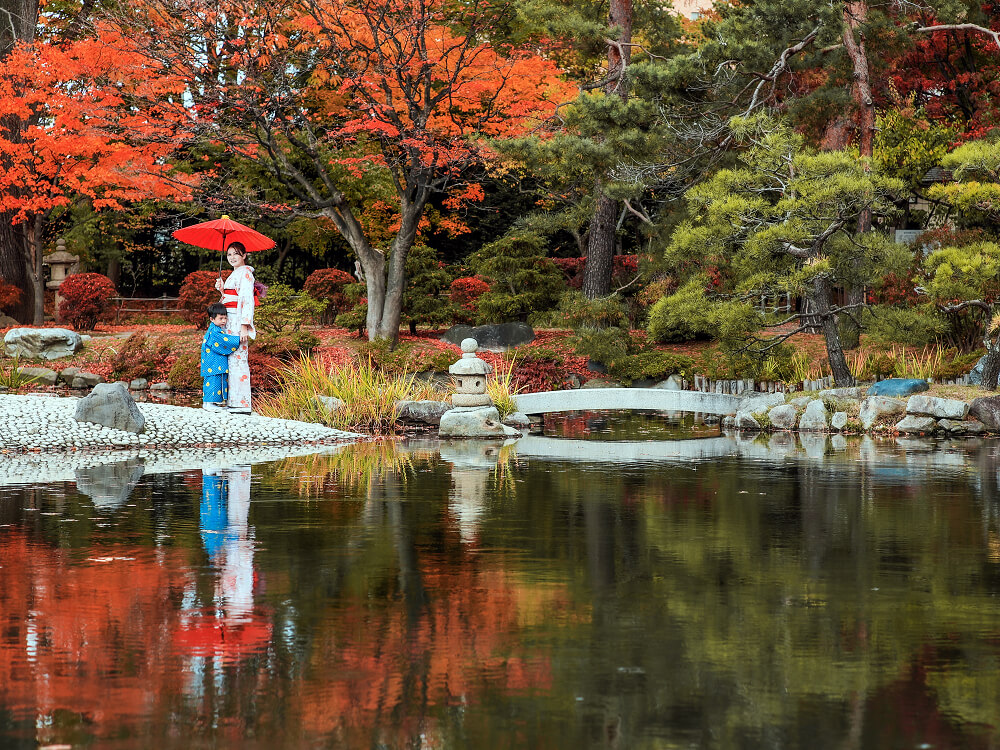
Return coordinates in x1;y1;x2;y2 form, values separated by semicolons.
812;276;855;386
981;346;1000;390
582;0;632;300
582;190;617;298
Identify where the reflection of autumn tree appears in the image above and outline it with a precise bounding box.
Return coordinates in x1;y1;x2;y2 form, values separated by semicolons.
0;532;192;743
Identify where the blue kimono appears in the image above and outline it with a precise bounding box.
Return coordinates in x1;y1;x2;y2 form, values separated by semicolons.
201;323;242;404
200;471;229;560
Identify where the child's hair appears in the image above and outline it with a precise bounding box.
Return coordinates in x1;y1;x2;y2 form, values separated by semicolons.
226;241;247;257
207;302;228;318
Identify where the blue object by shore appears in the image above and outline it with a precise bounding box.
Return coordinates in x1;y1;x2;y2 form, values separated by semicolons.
867;378;929;397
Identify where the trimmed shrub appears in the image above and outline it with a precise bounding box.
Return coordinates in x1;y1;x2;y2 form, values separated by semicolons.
334;283;368;338
0;280;21;314
178;270;231;327
403;244;455;332
303;268;356;323
255;283;327;333
466;232;564;323
167;352;201;390
646;278;717;343
57;272;117;330
255;330;321;361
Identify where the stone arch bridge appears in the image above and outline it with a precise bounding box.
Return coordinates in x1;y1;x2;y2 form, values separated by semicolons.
513;388;746;416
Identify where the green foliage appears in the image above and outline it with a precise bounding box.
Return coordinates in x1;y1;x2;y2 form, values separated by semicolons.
557;290;630;329
874;109;954;188
606;350;694;385
931;139;1000;227
863;305;948;347
254;330;321;361
167;352;201;391
466;231;564;323
334;282;368;336
402;245;455;331
256;283;327;333
646;278;716;343
357;338;455;375
0;354;30;390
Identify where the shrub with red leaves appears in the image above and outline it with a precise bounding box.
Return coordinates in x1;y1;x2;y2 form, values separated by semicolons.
178;270;231;327
449;276;490;320
552;255;644;290
303;268;356;322
57;273;117;330
0;279;20;314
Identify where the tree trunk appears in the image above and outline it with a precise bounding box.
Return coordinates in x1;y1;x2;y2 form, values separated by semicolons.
0;0;39;322
582;0;632;300
583;189;617;298
981;345;1000;390
841;1;874;350
812;276;855;386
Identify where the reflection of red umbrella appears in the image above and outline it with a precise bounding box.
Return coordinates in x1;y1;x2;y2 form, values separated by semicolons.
172;215;275;276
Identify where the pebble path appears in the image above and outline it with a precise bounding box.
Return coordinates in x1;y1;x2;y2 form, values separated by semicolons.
0;394;359;452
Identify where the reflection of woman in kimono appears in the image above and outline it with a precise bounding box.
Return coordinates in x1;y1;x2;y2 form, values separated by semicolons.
200;466;255;622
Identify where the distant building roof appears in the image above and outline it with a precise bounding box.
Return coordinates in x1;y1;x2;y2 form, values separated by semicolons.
920;166;953;184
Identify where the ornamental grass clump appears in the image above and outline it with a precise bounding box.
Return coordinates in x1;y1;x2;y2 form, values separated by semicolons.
255;354;443;434
486;355;520;419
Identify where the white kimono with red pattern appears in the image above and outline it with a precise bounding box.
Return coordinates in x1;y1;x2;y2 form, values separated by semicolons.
221;265;256;410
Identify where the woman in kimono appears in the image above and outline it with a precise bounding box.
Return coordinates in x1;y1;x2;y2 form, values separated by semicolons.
215;242;256;414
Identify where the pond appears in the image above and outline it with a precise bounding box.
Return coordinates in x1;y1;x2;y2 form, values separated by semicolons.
2;430;1000;749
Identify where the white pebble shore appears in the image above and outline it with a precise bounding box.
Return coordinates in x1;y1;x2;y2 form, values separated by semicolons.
0;394;360;453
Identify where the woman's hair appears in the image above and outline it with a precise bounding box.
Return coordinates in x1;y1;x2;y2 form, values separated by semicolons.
207;302;228;318
226;241;247;257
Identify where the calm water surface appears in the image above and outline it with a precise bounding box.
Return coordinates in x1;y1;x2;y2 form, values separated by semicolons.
2;428;1000;749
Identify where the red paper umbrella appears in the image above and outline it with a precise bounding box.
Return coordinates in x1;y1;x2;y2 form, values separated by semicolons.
172;215;276;253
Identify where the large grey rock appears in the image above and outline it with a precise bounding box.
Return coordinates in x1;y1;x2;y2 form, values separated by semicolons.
0;314;18;329
502;411;532;428
73;383;145;433
969;395;1000;429
58;366;81;385
969;355;988;386
17;366;58;385
313;395;343;414
789;396;812;409
831;411;848;431
4;327;83;360
906;394;969;420
894;415;937;434
438;405;521;438
129;378;148;390
440;323;535;351
70;371;104;389
75;459;145;512
859;396;906;429
740;392;785;415
734;411;762;431
818;387;868;401
396;399;451;425
581;378;624;389
767;404;798;430
798;399;829;431
938;419;986;435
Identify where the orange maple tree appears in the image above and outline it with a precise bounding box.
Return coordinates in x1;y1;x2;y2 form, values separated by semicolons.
111;0;574;341
0;29;195;323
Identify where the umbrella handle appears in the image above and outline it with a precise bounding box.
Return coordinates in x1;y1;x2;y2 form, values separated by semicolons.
218;228;229;282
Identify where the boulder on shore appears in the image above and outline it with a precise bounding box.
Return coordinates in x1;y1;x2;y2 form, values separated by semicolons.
17;366;58;386
4;327;83;360
767;404;798;430
859;396;906;430
895;415;937;434
798;399;829;431
906;394;969;420
439;405;521;438
867;378;929;397
396;399;451;425
969;395;1000;429
73;382;145;433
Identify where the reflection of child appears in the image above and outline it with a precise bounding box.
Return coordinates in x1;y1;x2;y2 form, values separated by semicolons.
201;303;242;412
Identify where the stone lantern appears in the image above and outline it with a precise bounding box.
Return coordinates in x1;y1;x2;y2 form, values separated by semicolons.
449;338;493;407
43;238;79;291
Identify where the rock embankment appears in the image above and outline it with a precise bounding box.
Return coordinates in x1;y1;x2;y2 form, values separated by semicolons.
0;394;359;452
725;384;998;436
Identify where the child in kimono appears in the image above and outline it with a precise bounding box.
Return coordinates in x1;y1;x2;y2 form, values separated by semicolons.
201;303;242;412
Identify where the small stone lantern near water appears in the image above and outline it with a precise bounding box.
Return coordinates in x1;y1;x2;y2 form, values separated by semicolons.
449;338;493;407
439;338;521;439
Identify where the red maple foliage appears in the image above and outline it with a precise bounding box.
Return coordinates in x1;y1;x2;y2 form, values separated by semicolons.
303;268;357;320
178;270;232;327
57;272;117;330
0;280;20;313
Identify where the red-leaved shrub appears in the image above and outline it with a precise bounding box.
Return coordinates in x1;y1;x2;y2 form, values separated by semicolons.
58;273;117;330
449;276;490;321
303;268;356;322
248;352;283;391
0;280;21;314
178;270;231;327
